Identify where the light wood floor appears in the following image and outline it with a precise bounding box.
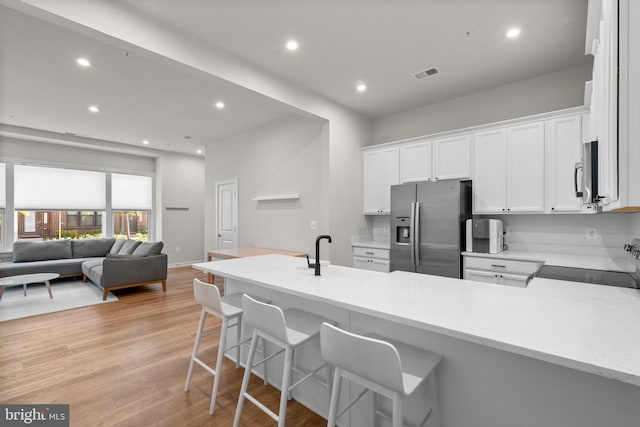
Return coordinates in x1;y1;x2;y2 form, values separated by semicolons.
0;266;326;427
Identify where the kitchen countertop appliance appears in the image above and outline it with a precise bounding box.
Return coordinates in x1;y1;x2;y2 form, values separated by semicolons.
466;218;504;254
390;180;471;278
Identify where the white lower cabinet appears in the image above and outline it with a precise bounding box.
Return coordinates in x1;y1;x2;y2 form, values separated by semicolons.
463;255;542;287
352;246;390;272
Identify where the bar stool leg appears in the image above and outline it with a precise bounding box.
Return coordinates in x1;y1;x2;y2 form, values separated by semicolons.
235;317;241;368
287;348;295;400
327;368;342;427
392;393;403;427
185;308;207;391
278;346;294;427
233;330;259;427
262;337;269;385
210;317;229;414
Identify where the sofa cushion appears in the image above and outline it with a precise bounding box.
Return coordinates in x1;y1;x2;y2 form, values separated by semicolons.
72;238;115;258
118;240;141;255
0;257;99;277
109;239;126;254
81;259;104;277
85;265;104;286
132;241;164;257
13;240;72;262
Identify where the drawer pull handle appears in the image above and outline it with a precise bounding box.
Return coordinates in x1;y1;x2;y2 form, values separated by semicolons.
491;264;507;268
365;251;375;255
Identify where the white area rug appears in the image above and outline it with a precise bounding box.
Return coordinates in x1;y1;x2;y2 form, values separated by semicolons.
0;280;117;322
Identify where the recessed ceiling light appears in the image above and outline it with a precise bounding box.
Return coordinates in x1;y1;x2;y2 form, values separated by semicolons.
506;27;521;38
215;101;225;109
286;40;299;51
76;57;91;67
197;149;203;154
356;83;367;92
142;140;150;145
88;105;100;113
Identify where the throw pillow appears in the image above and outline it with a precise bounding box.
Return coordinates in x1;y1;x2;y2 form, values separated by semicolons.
118;240;142;255
109;239;127;254
132;242;164;257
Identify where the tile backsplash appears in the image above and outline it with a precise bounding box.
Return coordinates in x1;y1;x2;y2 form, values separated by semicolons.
490;213;637;256
364;212;640;257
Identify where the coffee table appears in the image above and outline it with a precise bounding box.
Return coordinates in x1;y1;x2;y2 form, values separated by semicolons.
0;273;60;301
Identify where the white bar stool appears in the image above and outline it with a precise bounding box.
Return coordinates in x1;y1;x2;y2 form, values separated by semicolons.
233;294;334;427
184;278;269;415
320;323;442;427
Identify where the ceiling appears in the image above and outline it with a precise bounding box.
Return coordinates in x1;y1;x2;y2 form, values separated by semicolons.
0;0;591;156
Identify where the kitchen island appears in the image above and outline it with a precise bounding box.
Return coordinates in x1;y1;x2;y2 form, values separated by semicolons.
193;254;640;427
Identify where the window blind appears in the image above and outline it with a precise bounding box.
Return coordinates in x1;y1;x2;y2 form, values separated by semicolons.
14;165;106;210
0;163;5;209
112;173;152;210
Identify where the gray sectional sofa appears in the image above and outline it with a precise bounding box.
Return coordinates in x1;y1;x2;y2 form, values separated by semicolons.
0;238;167;300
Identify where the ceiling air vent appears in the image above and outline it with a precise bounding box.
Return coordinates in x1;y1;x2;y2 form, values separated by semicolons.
414;67;440;80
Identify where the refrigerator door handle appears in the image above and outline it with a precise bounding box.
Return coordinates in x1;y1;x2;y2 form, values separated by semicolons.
413;202;421;265
409;202;416;266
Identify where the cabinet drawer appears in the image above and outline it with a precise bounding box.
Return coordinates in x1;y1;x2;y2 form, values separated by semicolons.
464;256;542;275
465;268;531;287
352;247;390;259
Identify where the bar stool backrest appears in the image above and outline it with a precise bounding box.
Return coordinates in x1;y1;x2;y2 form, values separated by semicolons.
321;323;405;395
193;278;223;315
242;294;288;343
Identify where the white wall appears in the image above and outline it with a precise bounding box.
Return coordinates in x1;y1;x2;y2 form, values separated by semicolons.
372;63;592;145
206;115;326;257
156;152;205;266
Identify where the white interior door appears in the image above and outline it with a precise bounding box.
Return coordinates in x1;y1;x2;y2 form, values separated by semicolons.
216;179;238;249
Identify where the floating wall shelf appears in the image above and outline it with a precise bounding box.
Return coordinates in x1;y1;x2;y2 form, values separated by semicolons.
252;193;300;201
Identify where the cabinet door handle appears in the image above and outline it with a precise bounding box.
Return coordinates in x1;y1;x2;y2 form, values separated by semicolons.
491;264;506;268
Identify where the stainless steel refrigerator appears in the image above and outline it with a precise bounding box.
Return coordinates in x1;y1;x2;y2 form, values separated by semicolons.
390;180;471;278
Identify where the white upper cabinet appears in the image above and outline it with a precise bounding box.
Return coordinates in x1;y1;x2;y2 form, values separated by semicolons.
399;139;432;183
473;123;545;214
590;0;640;210
545;115;583;213
507;122;545;213
399;134;471;184
433;134;472;181
473;129;508;213
363;146;399;215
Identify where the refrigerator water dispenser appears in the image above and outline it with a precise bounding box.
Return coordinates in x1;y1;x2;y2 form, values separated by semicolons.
394;217;411;245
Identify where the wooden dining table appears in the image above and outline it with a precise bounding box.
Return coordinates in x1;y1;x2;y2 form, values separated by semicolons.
205;247;307;284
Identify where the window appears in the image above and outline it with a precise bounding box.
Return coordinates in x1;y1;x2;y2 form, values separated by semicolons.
6;164;154;245
66;211;102;227
114;211;149;242
17;210;104;240
112;173;152;242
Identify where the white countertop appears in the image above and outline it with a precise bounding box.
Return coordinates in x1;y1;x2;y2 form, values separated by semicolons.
193;254;640;387
462;250;637;272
